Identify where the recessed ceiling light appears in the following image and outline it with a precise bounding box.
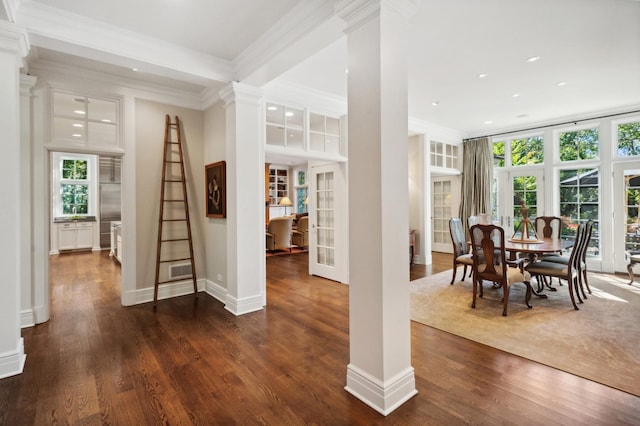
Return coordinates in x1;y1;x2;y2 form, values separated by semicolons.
484;120;493;125
477;73;488;78
101;119;112;123
72;123;83;128
132;68;139;72
527;56;540;62
431;101;439;106
512;93;521;98
285;111;294;117
74;110;86;115
557;82;568;86
72;133;83;138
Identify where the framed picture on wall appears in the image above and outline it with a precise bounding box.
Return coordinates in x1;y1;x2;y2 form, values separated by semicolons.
205;161;226;218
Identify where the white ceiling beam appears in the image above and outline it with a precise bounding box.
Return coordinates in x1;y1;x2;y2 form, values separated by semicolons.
15;1;234;86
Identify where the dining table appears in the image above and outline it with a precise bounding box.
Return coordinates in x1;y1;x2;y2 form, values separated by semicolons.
504;237;573;295
504;237;567;262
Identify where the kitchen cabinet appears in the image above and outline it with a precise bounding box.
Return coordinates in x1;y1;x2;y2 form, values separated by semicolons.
57;221;95;251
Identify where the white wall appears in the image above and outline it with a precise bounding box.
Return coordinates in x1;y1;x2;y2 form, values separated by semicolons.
134;99;205;290
203;102;227;289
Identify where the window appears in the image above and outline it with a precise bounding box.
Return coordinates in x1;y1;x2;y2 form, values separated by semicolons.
511;136;543;166
617;120;640;158
493;141;505;167
430;141;459;169
559;127;599;161
53;153;97;218
61;159;89;214
559;168;599;255
295;170;308;213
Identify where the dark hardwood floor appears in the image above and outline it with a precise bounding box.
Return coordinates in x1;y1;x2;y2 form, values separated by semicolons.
1;250;638;425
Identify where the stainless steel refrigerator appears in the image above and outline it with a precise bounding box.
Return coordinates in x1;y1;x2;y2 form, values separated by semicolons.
99;156;121;249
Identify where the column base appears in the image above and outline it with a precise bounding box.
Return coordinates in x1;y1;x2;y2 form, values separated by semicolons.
345;363;417;416
0;337;26;379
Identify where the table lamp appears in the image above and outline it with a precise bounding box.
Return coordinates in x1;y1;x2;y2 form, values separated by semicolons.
279;196;292;215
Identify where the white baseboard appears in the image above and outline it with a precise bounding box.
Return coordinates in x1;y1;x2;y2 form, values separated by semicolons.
133;279;206;304
123;279;263;317
223;293;265;316
0;338;26;379
20;309;35;328
345;364;417;416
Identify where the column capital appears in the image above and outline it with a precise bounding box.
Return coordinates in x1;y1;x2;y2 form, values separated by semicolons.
219;82;263;108
0;21;29;63
335;0;421;33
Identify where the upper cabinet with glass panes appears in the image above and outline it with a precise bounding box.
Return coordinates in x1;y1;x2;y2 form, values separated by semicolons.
52;91;119;149
266;103;304;149
430;140;460;170
265;102;344;158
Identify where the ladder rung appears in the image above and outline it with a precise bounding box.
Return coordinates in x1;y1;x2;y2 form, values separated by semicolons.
161;238;189;243
157;277;193;285
161;219;187;222
167;141;179;144
164;199;185;202
166;161;181;163
164;179;184;182
159;257;191;263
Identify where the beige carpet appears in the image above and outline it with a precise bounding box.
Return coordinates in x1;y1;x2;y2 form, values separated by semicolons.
410;269;640;397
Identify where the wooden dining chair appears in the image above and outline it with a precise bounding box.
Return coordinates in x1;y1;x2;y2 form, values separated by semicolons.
535;216;562;240
448;218;473;284
469;223;533;316
525;223;586;310
542;220;594;299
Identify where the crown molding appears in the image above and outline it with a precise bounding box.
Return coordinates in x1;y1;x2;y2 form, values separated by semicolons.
1;0;21;22
0;20;29;61
234;0;337;84
263;79;347;117
29;58;205;110
15;1;233;85
336;0;421;33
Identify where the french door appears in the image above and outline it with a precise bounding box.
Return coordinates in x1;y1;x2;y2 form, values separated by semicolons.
494;169;544;237
431;176;460;253
613;162;640;274
308;162;347;282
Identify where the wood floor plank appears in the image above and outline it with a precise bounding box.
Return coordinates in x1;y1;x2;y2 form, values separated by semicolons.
1;251;639;425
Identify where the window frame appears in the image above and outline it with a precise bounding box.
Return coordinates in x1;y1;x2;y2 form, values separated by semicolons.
52;152;98;218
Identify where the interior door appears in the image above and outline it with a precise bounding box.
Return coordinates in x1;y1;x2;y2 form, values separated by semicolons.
613;162;640;273
431;176;459;253
495;169;544;236
308;163;347;282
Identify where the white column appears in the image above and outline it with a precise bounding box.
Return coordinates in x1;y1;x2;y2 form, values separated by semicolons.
219;82;266;315
20;74;37;328
337;0;419;415
0;22;29;378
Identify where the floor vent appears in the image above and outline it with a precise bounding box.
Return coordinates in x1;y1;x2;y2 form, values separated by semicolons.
169;263;193;279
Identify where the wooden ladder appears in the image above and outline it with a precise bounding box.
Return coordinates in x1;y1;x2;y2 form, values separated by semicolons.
154;115;197;305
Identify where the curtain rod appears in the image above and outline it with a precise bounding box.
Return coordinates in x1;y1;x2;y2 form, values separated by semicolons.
463;109;640;142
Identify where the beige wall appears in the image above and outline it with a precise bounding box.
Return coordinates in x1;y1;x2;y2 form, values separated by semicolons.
203;102;227;289
134;99;205;289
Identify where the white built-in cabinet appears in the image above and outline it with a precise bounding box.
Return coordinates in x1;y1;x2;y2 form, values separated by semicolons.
57;221;95;251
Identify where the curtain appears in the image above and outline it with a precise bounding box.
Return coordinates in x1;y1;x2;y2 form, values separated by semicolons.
458;137;493;238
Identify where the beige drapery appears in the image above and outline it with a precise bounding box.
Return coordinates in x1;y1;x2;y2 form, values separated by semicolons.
458;137;493;238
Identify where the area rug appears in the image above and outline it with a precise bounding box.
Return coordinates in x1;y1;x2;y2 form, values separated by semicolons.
410;269;640;397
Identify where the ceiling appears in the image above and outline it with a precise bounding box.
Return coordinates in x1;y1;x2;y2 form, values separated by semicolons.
5;0;640;138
